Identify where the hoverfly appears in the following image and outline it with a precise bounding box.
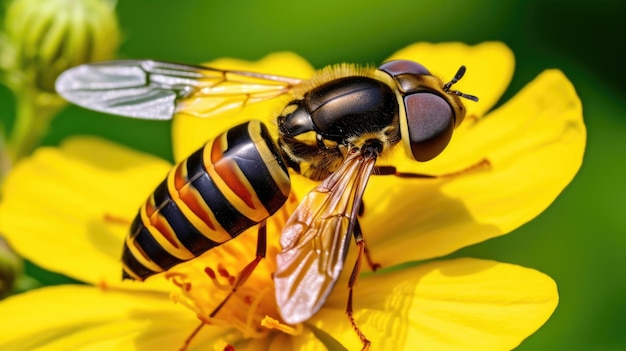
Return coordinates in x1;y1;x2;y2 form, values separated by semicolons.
55;55;477;350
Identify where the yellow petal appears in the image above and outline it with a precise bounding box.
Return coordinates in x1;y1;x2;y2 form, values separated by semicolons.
386;42;515;118
204;52;315;77
314;258;558;351
0;137;172;290
172;52;315;162
362;70;585;263
0;285;208;350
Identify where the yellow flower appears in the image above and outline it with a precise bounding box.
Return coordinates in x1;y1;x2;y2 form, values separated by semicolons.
0;42;584;350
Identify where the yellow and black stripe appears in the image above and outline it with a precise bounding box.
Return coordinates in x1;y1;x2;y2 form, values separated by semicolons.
122;120;291;280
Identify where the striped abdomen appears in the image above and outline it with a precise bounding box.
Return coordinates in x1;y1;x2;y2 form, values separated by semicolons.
122;120;291;280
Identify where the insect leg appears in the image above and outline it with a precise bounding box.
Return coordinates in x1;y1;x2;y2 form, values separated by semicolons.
354;219;381;272
347;220;372;351
358;201;365;217
180;221;267;351
180;322;204;351
374;158;491;179
209;220;267;318
357;202;380;272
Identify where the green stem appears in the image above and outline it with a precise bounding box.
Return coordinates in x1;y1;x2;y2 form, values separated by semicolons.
6;90;63;166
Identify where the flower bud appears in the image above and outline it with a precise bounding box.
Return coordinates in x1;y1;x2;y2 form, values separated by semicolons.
3;0;121;93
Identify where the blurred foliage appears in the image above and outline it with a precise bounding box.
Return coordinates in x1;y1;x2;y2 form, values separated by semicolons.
0;0;624;350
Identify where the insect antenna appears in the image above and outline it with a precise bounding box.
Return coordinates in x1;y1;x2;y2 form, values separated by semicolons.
443;65;479;102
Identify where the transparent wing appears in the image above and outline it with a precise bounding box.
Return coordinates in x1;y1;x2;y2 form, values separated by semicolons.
274;150;376;324
55;60;303;120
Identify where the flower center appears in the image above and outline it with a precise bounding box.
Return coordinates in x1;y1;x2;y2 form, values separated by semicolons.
164;193;301;340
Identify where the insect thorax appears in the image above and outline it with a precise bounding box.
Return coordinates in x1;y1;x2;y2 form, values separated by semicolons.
277;75;401;180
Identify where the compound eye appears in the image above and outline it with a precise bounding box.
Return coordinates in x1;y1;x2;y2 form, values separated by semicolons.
404;93;454;161
379;60;430;77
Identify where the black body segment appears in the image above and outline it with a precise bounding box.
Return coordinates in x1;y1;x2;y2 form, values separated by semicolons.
151;178;221;255
279;76;399;142
122;120;291;280
276;75;401;180
184;147;256;236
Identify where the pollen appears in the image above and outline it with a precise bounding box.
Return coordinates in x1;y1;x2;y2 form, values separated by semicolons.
261;316;303;336
164;193;301;341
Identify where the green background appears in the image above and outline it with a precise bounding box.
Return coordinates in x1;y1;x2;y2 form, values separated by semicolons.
1;0;625;350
